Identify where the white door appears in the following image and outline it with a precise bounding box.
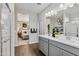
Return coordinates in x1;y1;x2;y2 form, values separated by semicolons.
29;14;39;44
1;4;11;56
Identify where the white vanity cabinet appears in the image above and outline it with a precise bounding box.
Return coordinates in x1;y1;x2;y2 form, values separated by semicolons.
39;37;48;56
49;44;62;56
39;36;79;56
49;40;77;56
62;50;74;56
49;43;74;56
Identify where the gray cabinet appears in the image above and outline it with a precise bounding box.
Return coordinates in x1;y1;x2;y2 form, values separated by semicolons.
62;50;74;56
39;36;78;56
49;44;62;56
39;37;48;56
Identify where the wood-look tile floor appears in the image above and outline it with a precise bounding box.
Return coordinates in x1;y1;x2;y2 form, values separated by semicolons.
15;44;45;56
16;38;29;46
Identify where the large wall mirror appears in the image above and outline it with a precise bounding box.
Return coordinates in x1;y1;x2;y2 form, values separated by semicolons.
45;10;64;36
43;3;79;37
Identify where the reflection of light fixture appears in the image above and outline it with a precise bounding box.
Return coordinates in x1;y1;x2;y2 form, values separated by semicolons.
64;3;74;7
51;10;54;13
59;4;64;8
63;7;67;10
45;10;57;17
45;13;48;16
68;3;74;7
59;4;67;10
45;13;51;16
59;3;74;10
48;12;51;14
54;11;57;15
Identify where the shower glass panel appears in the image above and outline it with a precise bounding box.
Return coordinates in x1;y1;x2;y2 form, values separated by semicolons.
1;4;11;56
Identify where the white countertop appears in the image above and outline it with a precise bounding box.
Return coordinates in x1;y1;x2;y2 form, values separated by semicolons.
39;34;79;49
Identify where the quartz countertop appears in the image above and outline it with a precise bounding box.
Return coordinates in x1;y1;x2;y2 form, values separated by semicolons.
39;34;79;49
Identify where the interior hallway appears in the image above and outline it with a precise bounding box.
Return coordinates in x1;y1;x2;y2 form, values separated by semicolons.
15;44;45;56
16;38;29;46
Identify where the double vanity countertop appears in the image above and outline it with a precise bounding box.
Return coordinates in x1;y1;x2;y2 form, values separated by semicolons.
39;34;79;49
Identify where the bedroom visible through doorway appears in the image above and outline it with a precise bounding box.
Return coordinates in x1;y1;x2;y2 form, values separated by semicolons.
16;13;29;46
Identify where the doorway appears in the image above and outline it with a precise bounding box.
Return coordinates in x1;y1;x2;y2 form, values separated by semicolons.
16;13;29;46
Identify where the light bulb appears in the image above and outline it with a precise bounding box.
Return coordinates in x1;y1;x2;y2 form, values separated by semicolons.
51;10;53;13
48;12;51;14
45;13;48;16
69;4;74;7
59;4;64;8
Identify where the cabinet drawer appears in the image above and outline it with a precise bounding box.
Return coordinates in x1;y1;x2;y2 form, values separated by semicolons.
62;50;74;56
49;40;79;56
49;44;62;56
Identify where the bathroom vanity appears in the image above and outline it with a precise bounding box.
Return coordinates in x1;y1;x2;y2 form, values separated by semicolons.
39;35;79;56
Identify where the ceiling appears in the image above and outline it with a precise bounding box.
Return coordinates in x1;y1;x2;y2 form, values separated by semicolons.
15;3;51;14
57;4;79;17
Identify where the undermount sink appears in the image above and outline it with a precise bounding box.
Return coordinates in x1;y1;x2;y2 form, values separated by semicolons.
70;37;79;41
55;36;79;43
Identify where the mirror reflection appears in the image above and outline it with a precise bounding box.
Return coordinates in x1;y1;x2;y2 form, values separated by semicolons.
44;3;79;37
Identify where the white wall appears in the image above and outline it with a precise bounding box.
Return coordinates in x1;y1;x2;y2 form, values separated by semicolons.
63;12;79;37
29;13;39;44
